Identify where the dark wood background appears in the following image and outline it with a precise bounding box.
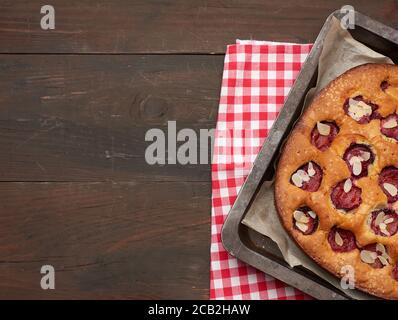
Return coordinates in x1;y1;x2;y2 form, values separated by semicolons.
0;0;397;299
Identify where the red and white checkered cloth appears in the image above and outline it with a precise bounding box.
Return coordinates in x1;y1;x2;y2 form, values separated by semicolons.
210;40;314;300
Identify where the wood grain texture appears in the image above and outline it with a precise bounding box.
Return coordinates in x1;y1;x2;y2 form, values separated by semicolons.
0;0;397;53
0;49;217;298
2;0;398;300
0;52;217;297
0;181;210;299
0;54;222;182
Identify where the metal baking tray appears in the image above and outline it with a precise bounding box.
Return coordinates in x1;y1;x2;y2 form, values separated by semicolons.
221;10;398;300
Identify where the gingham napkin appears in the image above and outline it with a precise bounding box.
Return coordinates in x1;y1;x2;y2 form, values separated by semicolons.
210;40;313;300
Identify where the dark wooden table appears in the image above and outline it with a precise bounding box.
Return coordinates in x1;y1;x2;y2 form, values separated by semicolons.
0;0;397;299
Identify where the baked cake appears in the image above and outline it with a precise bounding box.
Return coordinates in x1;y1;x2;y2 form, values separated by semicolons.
275;63;398;299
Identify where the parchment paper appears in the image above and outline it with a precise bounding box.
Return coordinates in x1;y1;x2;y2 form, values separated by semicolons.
242;17;394;300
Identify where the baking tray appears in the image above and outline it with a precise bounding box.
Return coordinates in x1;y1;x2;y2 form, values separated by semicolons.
221;9;398;300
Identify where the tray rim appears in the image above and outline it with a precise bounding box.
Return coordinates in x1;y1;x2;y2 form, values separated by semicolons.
221;9;398;300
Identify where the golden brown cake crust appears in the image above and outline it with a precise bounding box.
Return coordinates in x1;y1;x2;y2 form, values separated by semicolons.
274;63;398;299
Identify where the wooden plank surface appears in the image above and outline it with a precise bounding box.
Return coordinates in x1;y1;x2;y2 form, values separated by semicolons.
0;53;218;298
0;0;397;53
0;54;222;182
1;0;398;300
0;181;210;299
